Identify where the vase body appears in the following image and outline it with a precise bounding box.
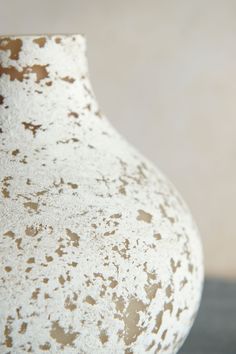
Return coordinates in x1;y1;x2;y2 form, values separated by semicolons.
0;34;203;354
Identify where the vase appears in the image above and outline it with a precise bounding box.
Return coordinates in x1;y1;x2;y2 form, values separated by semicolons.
0;34;203;354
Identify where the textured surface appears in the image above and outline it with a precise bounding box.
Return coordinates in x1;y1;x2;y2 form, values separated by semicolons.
1;0;236;278
181;278;236;354
0;35;203;353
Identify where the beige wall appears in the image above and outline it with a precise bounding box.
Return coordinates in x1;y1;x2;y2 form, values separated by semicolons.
1;0;236;278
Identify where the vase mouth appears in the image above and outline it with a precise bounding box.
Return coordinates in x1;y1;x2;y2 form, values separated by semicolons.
0;33;86;39
0;33;87;54
0;33;87;59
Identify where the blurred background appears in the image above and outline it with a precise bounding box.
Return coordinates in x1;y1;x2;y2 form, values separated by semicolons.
1;0;236;279
1;1;236;353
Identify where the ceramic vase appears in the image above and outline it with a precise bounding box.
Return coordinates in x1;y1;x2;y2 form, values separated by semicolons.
0;34;203;354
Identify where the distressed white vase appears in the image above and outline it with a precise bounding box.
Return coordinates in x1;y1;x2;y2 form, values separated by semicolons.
0;34;203;354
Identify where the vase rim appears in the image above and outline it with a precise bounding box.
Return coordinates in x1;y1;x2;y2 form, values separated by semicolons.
0;33;86;40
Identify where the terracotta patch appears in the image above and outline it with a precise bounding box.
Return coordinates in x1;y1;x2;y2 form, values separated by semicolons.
68;112;79;118
0;37;23;60
19;322;27;334
99;330;109;344
170;258;181;273
137;209;153;223
66;228;80;247
64;294;77;311
61;76;75;83
152;311;163;334
55;37;62;44
145;282;162;301
4;316;14;348
33;37;47;48
23;202;39;212
154;233;161;240
22;122;42;137
50;321;79;347
84;295;96;305
1;176;12;198
0;64;49;83
39;342;51;351
12;149;20;156
124;297;148;345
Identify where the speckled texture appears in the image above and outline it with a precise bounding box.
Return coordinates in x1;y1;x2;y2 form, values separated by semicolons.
0;34;203;354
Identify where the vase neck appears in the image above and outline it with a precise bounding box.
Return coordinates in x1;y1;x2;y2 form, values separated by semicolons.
0;34;88;85
0;34;106;144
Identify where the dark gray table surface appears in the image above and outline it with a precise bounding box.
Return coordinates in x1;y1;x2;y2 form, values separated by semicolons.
180;278;236;354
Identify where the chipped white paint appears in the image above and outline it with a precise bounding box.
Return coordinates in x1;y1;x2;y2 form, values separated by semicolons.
0;34;203;353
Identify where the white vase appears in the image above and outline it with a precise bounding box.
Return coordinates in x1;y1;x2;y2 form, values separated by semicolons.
0;34;203;354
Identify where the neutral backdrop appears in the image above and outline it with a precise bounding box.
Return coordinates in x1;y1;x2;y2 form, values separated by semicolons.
1;0;236;278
